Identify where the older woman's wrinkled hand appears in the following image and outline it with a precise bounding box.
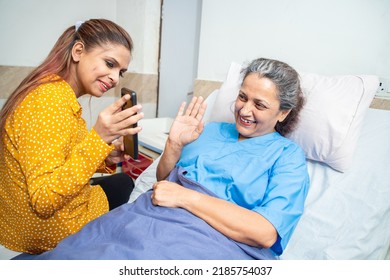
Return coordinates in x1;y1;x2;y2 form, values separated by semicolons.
167;96;207;148
151;180;196;208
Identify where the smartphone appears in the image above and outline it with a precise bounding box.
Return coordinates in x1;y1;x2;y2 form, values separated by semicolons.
121;88;139;160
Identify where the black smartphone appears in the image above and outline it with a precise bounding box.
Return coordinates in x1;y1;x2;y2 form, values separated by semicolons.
121;88;139;160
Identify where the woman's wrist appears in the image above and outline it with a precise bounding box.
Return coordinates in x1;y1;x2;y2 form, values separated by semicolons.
181;189;203;211
165;138;183;154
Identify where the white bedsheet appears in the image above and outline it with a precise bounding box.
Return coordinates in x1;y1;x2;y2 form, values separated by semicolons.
281;108;390;259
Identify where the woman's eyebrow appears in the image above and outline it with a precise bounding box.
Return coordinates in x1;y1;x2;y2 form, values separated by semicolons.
254;98;271;107
108;56;128;71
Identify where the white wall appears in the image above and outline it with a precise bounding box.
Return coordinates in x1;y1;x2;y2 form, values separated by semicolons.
157;0;202;118
197;0;390;81
117;0;161;74
0;0;160;74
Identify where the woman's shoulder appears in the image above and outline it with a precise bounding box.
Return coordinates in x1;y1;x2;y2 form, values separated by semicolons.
275;134;307;162
22;76;78;111
32;77;74;100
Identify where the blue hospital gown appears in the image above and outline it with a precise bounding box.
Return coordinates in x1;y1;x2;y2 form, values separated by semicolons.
176;122;310;255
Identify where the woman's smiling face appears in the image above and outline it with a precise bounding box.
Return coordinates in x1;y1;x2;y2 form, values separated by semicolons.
70;42;131;97
234;73;290;140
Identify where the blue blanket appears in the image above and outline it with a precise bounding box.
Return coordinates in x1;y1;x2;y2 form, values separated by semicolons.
14;167;276;260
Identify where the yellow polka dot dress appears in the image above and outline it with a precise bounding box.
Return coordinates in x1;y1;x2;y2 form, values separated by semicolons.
0;76;113;254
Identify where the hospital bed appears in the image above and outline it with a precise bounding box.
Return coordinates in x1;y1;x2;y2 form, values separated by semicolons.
131;62;390;260
1;63;389;259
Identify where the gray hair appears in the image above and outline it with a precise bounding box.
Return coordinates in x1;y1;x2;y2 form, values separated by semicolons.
240;58;305;135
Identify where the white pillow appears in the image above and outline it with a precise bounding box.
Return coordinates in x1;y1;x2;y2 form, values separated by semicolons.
208;62;379;172
208;62;241;123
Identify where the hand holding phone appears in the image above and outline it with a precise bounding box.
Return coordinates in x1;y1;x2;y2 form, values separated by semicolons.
121;88;139;160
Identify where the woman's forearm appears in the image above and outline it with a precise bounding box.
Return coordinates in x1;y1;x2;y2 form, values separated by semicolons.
156;139;183;180
183;191;278;248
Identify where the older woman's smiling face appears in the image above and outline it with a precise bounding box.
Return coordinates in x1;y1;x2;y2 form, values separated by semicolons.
234;73;290;140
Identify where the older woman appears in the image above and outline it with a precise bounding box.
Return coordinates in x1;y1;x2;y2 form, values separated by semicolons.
153;57;309;256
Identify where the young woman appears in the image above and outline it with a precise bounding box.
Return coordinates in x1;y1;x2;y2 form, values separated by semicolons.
0;19;143;254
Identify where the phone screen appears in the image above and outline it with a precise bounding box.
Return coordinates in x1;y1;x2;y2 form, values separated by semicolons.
121;88;139;160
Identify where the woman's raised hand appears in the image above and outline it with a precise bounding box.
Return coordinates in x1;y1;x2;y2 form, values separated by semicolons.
168;96;207;148
93;93;144;145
